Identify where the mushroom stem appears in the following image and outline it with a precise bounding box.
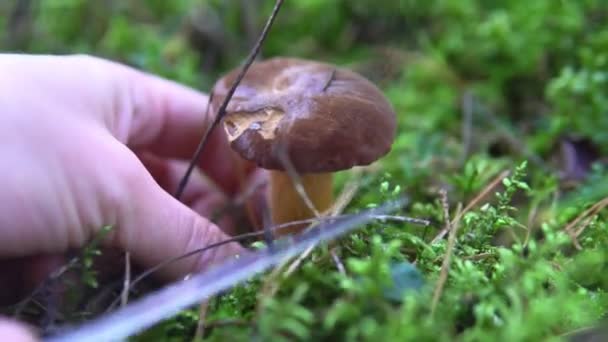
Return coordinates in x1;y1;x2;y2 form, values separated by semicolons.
268;170;333;236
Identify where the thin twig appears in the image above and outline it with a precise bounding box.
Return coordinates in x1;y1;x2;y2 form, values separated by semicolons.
175;92;212;200
120;252;131;307
563;198;606;249
13;257;80;318
255;173;362;314
560;196;608;249
329;175;362;216
329;248;346;274
276;145;321;217
256;173;364;312
283;173;363;277
462;252;496;261
331;250;346;274
431;170;510;244
174;0;285;200
324;175;364;275
322;69;336;92
431;194;462;315
265;141;347;276
572;197;608;237
374;215;431;226
193;300;209;341
431;188;453;245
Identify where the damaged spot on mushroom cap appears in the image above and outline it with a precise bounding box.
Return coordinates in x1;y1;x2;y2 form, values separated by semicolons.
223;108;285;142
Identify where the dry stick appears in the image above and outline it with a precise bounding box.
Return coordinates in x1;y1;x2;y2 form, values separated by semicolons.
431;170;510;244
258;173;362;310
255;174;363;317
574;215;595;239
575;201;608;237
193;300;210;341
330;252;346;274
120;252;131;307
326;177;364;274
324;176;364;275
562;197;608;250
374;215;431;226
268;143;343;274
174;0;285;200
283;172;364;278
571;197;608;236
251;146;328;305
570;197;608;246
13;257;80;318
462;252;495;261
276;146;322;217
431;190;462;315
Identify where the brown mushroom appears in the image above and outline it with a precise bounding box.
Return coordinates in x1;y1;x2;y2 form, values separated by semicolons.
210;57;397;236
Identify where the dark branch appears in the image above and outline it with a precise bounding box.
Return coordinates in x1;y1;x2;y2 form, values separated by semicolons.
322;69;336;92
174;0;286;199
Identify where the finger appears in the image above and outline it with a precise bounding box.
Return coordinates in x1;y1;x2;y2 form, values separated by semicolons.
2;54;250;194
123;70;213;159
120;64;255;195
108;154;245;281
138;153;238;235
0;318;37;342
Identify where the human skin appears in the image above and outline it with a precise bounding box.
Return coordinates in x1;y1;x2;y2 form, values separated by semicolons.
0;54;260;340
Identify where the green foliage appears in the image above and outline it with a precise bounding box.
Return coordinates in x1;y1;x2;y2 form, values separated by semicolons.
80;225;114;289
3;0;608;340
547;29;608;151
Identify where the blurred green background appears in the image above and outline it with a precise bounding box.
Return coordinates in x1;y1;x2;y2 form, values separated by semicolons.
2;0;607;162
3;1;608;340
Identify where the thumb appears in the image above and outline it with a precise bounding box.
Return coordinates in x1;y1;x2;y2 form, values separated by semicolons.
0;318;38;342
108;158;245;281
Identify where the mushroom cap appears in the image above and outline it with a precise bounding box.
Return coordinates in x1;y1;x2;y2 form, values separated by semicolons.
210;57;397;173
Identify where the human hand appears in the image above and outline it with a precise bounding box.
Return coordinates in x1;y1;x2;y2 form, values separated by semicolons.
0;318;37;342
0;54;260;308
